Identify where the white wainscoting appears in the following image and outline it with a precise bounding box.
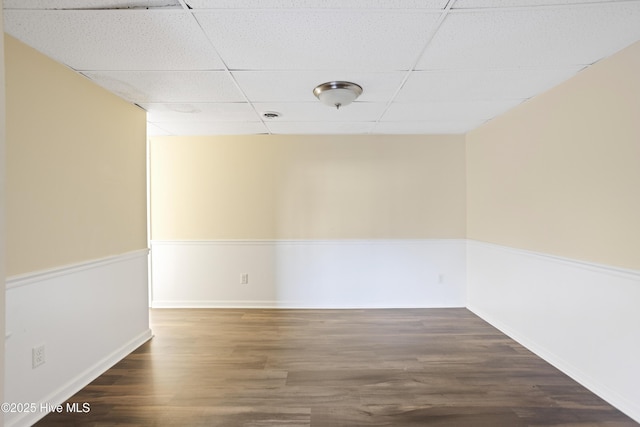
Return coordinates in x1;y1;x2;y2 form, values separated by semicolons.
150;239;467;309
5;249;152;427
467;240;640;423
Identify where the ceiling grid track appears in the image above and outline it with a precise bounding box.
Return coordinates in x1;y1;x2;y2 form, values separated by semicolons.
370;0;458;133
5;0;639;135
176;0;273;135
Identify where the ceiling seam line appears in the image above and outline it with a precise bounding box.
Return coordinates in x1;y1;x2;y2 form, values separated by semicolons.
370;0;458;134
176;0;272;135
449;0;640;13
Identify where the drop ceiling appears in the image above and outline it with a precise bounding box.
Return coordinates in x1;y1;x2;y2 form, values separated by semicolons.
4;0;640;136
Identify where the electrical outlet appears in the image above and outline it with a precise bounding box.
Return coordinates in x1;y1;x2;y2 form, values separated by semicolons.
241;273;249;284
32;345;45;369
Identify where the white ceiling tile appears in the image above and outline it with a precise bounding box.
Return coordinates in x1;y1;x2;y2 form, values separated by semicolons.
252;102;386;122
397;67;584;102
4;10;224;70
153;121;268;135
186;0;447;9
453;0;607;8
82;71;245;103
266;122;374;134
5;1;640;137
147;122;173;136
417;3;640;69
373;121;480;134
3;0;181;9
382;100;523;122
233;71;407;103
194;10;440;70
141;103;259;122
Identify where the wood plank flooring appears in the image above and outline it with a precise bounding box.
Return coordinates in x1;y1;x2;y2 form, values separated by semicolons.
35;308;637;426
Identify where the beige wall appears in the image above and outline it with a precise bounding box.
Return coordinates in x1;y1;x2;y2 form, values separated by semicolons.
1;2;7;409
150;134;466;240
5;35;148;276
467;41;640;270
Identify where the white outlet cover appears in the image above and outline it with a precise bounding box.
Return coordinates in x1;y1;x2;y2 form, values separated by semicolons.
32;345;45;369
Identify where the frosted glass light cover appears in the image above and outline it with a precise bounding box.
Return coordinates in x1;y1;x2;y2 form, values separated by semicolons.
313;81;363;109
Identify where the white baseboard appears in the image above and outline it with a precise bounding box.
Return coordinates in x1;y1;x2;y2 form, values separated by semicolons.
467;240;640;423
150;239;467;309
7;330;152;427
152;300;278;309
150;300;462;309
5;249;151;427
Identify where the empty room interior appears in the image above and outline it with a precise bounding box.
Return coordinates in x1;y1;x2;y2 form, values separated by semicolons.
1;0;640;426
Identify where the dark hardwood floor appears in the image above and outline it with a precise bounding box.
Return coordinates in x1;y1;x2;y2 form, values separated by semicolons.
36;308;637;426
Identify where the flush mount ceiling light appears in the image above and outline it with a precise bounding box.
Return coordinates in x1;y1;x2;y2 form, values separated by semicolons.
313;81;363;109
